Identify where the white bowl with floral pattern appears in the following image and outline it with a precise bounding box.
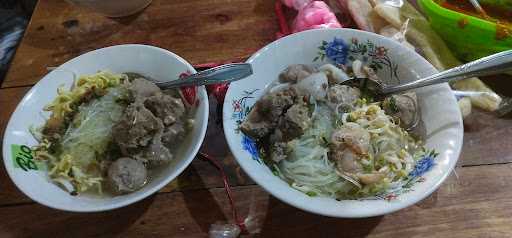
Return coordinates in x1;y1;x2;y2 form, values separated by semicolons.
222;28;463;218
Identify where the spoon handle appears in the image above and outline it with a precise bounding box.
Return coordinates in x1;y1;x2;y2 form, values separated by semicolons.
381;50;512;94
156;63;253;89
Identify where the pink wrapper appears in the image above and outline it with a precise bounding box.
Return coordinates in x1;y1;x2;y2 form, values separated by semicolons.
291;1;342;33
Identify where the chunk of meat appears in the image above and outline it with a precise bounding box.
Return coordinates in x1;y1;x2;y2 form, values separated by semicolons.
327;85;361;111
277;102;312;141
144;92;185;126
113;103;163;152
112;100;174;162
284;103;311;132
382;92;418;129
240;119;272;140
113;78;191;165
162;121;186;146
129;78;160;99
279;64;318;83
258;88;297;121
240;88;297;139
276;118;300;141
269;128;284;143
330;125;370;155
143;132;173;163
108;157;147;194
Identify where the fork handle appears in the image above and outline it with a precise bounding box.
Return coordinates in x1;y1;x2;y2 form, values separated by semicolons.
381;50;512;94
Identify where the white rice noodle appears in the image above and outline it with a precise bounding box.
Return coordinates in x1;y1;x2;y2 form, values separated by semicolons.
271;81;424;198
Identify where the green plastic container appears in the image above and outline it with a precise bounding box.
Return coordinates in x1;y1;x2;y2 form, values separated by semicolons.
418;0;512;61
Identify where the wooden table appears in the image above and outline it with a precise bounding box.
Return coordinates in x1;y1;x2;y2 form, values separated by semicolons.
1;1;512;237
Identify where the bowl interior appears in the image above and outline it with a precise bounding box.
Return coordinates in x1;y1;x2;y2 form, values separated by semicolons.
2;45;208;212
223;29;463;217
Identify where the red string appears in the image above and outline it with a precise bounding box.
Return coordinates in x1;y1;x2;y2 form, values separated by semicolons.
206;83;229;104
199;152;247;233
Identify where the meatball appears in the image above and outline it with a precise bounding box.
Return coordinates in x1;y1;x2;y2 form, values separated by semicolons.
382;92;419;130
327;85;361;111
108;157;148;194
129;77;160;99
278;64;318;83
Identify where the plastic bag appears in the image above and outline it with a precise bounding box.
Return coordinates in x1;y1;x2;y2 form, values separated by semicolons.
344;0;504;113
207;214;261;238
281;0;342;33
293;1;342;32
453;90;502;113
209;223;241;238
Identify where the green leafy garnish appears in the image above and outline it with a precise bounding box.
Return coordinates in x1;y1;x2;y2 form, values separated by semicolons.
320;136;329;147
387;96;400;113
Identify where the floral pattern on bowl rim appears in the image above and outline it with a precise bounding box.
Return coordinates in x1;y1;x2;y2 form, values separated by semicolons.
231;89;260;163
229;36;437;201
315;37;400;83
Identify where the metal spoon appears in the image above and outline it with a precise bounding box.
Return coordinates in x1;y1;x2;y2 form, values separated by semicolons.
127;63;253;89
343;50;512;96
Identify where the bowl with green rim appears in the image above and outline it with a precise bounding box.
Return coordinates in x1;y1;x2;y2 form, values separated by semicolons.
419;0;512;61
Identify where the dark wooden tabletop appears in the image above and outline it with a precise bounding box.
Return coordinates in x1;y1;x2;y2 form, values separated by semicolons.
1;0;512;237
